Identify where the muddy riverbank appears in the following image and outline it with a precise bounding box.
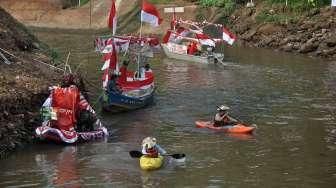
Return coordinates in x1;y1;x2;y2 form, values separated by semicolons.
0;7;59;158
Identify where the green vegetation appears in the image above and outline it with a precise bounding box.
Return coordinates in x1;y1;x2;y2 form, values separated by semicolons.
265;0;330;12
149;0;174;3
79;0;90;6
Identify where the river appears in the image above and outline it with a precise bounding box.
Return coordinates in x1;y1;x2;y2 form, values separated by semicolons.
0;29;335;187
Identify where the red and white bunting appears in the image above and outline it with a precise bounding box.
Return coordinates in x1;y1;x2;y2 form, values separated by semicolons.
222;27;236;45
141;0;162;27
108;0;117;35
196;33;216;47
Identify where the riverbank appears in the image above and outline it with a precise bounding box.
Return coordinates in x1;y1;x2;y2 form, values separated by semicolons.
223;3;336;60
0;7;59;158
0;1;335;60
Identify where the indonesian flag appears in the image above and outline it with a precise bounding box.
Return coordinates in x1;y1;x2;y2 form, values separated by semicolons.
108;0;117;35
222;27;236;45
196;33;216;47
141;0;162;27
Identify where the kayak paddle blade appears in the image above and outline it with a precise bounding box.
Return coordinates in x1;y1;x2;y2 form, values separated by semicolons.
170;153;186;159
129;150;143;158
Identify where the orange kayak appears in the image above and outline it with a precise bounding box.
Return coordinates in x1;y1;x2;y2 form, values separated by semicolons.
195;121;256;134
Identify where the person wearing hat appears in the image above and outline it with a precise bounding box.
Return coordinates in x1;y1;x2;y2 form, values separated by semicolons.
141;137;167;158
214;105;238;127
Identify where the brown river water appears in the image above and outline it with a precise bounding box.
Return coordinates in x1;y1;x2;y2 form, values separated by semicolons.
0;29;335;187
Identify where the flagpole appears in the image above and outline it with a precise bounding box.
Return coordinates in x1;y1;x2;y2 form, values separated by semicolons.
138;0;143;80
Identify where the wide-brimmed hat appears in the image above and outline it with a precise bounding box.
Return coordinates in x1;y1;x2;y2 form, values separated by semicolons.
142;137;157;149
217;105;230;111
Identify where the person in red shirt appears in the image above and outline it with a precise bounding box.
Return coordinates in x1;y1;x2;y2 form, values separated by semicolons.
118;60;129;83
187;41;198;55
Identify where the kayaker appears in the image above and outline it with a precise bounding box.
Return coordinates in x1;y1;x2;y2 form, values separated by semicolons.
141;137;167;158
214;105;238;127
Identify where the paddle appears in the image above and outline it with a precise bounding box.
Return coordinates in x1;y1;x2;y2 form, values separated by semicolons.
129;150;186;159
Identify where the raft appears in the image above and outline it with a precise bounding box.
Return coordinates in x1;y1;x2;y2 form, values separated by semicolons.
35;125;108;144
139;155;164;170
195;121;256;134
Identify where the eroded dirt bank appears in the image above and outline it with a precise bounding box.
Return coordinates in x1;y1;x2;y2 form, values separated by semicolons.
0;7;59;158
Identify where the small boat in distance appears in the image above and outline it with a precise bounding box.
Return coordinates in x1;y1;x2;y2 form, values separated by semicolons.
161;7;236;65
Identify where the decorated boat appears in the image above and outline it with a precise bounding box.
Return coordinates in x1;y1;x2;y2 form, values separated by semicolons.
96;0;162;113
36;85;109;144
36;124;108;144
161;7;236;64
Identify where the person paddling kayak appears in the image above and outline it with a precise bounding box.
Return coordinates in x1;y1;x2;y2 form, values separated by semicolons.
141;137;167;158
214;105;238;127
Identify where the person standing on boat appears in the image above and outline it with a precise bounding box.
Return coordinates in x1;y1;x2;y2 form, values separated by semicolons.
141;137;167;158
214;105;238;127
118;60;129;83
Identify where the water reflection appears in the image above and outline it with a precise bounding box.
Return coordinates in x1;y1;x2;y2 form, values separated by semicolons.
35;146;81;187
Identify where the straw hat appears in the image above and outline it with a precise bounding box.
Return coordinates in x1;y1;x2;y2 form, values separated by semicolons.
217;105;230;111
142;137;157;149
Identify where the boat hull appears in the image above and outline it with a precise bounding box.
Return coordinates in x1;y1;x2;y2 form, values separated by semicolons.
162;43;223;64
35;125;108;144
101;89;154;113
139;155;164;170
195;121;256;134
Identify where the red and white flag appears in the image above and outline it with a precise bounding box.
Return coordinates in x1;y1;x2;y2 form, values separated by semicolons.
141;0;162;27
108;0;117;35
222;27;236;45
101;42;117;71
196;33;216;47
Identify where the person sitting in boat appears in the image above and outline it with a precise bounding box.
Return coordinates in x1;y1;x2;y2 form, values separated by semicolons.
118;60;129;83
107;72;122;95
187;41;199;55
141;137;167;158
144;63;152;72
214;105;238;127
41;74;102;132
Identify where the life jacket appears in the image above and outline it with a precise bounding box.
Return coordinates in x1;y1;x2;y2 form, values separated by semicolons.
214;115;230;127
146;147;159;158
51;86;80;131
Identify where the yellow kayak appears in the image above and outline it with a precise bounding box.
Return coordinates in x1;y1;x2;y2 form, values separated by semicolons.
139;155;164;170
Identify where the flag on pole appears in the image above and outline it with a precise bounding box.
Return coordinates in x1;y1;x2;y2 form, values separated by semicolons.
108;0;117;35
141;0;162;27
101;40;117;71
222;27;236;45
